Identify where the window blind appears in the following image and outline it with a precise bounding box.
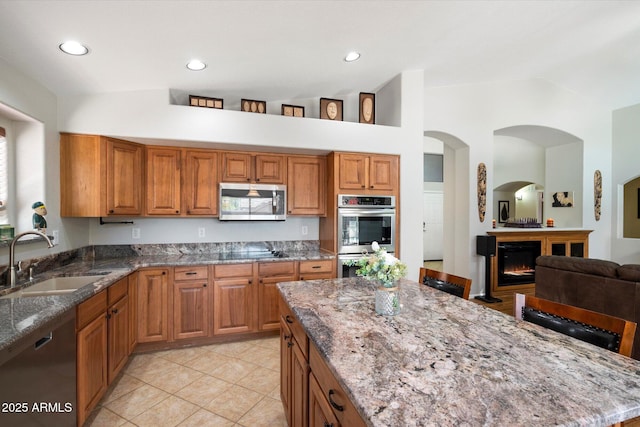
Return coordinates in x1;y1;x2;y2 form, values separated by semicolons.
0;127;7;224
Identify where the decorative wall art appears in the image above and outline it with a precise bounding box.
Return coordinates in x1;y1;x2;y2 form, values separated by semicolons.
594;170;602;221
498;200;510;224
241;99;266;114
189;95;223;109
477;163;487;222
320;98;343;121
359;92;375;124
551;191;574;207
281;104;305;117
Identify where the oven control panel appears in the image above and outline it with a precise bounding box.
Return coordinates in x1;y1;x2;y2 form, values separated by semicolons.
338;194;395;208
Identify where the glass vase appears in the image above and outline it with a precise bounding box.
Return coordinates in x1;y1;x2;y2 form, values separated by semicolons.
375;284;401;316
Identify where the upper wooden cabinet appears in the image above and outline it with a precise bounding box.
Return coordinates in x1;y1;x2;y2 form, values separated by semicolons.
336;152;398;193
146;146;182;215
287;155;327;216
183;150;218;216
221;152;286;184
60;133;144;216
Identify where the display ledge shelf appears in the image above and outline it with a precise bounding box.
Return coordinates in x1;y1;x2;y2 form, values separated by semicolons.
0;235;54;249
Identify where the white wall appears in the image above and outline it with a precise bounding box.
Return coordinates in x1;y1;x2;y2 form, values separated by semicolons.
612;103;640;264
494;136;545;188
424;78;612;296
56;71;425;280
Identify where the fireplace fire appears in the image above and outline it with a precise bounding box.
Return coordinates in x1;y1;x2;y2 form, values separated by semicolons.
497;241;541;286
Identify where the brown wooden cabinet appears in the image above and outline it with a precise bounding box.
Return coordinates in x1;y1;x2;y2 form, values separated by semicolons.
127;273;138;353
287;155;327;216
213;263;255;335
60;133;144;217
221;151;286;183
137;268;171;343
336;152;398;193
299;259;335;281
280;317;293;426
183;149;218;216
107;293;129;383
146;146;182;215
258;261;296;331
309;372;340;427
173;266;210;340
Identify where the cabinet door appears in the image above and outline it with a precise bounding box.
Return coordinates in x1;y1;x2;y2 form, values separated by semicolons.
184;149;218;215
213;277;254;335
221;152;252;182
280;317;293;426
128;274;137;354
287;156;326;215
309;372;338;427
106;138;144;215
137;269;170;343
299;260;335;281
368;154;398;191
338;153;367;190
255;154;286;183
107;295;129;383
291;342;310;427
146;147;182;215
173;281;210;339
77;314;108;427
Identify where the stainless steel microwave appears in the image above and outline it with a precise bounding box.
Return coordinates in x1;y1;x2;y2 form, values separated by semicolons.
219;183;286;221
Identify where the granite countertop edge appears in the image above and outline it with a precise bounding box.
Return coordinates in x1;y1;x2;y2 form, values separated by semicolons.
0;250;334;352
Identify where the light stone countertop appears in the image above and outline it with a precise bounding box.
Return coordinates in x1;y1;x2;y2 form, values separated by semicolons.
0;249;333;354
278;277;640;426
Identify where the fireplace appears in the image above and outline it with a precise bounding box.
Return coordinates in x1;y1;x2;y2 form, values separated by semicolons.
497;241;541;286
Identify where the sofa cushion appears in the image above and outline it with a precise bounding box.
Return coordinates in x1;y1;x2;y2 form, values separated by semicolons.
536;256;619;278
617;264;640;282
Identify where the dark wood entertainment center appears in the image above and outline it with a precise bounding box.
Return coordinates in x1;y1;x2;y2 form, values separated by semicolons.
474;229;592;315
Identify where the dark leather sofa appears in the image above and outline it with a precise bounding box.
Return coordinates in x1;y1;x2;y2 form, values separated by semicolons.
535;255;640;360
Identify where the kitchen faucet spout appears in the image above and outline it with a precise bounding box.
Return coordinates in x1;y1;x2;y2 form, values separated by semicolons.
8;231;54;288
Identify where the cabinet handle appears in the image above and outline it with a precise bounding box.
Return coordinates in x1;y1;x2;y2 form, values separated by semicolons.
256;178;260;182
248;279;252;284
370;185;374;189
106;313;111;320
324;422;334;427
176;210;179;214
285;315;294;324
162;271;167;275
283;334;291;340
312;265;321;269
287;340;293;348
203;283;207;287
361;185;365;188
112;308;118;314
328;390;344;412
185;272;197;275
109;209;114;214
300;276;304;280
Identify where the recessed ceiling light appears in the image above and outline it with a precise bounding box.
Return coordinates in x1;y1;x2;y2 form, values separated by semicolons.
344;51;361;62
59;41;89;56
186;59;206;71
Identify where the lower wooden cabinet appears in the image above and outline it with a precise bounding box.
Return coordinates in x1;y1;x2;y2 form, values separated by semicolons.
173;266;211;340
137;268;170;343
213;264;255;335
309;372;340;427
259;261;296;331
107;294;129;383
77;311;107;427
299;259;334;281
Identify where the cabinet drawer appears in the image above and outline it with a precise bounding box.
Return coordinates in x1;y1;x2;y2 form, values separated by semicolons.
77;291;107;330
279;294;308;358
309;342;367;427
299;260;333;274
174;266;209;281
107;277;128;306
214;263;254;278
259;261;296;277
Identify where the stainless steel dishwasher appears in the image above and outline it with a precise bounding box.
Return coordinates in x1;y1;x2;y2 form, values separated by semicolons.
0;308;76;426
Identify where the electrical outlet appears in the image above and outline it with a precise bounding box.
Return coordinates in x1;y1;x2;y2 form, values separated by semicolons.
52;230;60;246
301;225;308;235
198;227;206;238
132;228;141;239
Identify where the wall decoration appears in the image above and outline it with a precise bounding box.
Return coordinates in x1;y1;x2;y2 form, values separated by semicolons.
189;95;223;109
594;170;602;221
477;163;487;222
498;200;510;223
32;201;47;232
320;98;343;121
241;99;266;113
281;104;305;117
551;191;574;207
359;92;375;124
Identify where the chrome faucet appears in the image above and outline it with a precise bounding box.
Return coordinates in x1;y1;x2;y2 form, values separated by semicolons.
8;230;54;288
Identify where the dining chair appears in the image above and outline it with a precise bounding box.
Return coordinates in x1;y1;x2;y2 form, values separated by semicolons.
514;293;637;357
419;268;472;300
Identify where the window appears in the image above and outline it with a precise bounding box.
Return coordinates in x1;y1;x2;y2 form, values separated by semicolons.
0;126;7;224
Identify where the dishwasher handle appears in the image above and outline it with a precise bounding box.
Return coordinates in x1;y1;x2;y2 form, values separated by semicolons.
34;332;53;350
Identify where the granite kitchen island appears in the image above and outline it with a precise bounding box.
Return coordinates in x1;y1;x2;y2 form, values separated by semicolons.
278;277;640;426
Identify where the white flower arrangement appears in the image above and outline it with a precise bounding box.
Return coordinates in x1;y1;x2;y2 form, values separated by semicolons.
346;241;407;288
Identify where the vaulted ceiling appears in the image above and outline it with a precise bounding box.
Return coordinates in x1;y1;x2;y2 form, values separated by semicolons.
1;1;639;110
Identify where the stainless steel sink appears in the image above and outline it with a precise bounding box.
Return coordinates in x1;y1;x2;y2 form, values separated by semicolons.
1;276;100;298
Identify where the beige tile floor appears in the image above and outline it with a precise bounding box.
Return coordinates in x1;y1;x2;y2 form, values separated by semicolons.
85;336;287;427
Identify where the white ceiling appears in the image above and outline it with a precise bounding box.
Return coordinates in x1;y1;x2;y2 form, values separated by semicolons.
1;0;640;110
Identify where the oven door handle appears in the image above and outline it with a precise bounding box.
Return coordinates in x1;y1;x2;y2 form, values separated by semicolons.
338;209;396;216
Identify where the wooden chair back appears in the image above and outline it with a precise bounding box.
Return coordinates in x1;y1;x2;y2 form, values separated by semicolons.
419;268;472;300
515;293;637;357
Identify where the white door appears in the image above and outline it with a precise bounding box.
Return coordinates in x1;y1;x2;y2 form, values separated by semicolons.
423;191;444;261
